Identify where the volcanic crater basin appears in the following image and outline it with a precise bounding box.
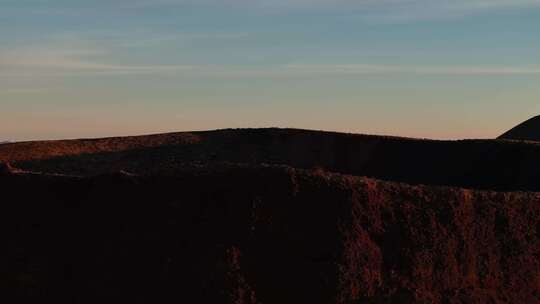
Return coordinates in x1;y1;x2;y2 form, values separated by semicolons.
1;128;539;304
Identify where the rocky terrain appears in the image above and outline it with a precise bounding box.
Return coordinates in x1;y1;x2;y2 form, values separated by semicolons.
1;127;539;303
3;128;540;191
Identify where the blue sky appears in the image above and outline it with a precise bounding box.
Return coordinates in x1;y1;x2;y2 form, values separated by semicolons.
1;0;540;140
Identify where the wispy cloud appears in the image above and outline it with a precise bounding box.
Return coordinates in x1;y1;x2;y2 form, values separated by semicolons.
118;0;540;25
0;47;199;76
130;0;540;8
7;0;540;22
283;64;540;76
128;0;540;18
361;0;540;23
1;46;539;78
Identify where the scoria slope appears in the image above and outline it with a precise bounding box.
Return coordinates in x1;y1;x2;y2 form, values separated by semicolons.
1;165;538;304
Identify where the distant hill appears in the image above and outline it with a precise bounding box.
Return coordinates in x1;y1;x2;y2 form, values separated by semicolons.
499;115;540;141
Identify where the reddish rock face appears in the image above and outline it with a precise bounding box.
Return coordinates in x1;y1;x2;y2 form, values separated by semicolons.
1;166;538;304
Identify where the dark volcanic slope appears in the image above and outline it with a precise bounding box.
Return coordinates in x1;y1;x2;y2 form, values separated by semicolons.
499;116;540;142
2;129;540;303
2;166;538;304
3;128;540;191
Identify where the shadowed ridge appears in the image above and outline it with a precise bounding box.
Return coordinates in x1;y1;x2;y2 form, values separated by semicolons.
498;115;540;141
5;128;540;191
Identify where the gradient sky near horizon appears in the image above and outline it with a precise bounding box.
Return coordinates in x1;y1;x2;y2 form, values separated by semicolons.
1;0;540;141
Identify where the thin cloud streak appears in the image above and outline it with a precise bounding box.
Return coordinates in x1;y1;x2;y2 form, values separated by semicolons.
6;1;540;22
130;0;540;16
2;47;540;77
362;0;540;23
0;47;198;75
131;0;540;9
137;0;540;24
284;64;540;76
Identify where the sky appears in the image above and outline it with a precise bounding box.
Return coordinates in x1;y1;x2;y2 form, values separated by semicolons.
1;0;540;141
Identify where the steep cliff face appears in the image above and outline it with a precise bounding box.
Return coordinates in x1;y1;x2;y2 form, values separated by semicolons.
2;166;538;304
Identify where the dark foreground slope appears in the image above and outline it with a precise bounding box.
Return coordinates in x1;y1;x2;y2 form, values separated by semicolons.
3;128;540;191
2;165;538;304
499;116;540;142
